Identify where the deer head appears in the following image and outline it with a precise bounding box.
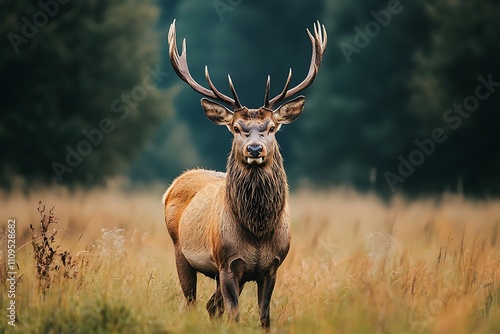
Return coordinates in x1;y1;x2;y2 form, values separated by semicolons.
168;20;327;167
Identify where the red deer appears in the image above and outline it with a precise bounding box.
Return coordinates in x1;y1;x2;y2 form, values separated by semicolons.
163;20;327;328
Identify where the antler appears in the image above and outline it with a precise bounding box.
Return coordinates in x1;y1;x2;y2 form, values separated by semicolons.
264;21;327;109
168;20;242;109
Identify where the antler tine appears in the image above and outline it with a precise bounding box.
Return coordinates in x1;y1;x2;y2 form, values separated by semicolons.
205;66;228;101
168;21;214;98
264;75;271;108
272;68;293;106
264;68;292;109
227;75;242;108
267;21;327;109
168;20;240;109
319;20;328;50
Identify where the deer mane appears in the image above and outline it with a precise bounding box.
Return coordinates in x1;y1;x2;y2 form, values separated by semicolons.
225;142;288;239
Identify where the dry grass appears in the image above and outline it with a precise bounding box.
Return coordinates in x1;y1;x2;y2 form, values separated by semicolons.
1;185;500;333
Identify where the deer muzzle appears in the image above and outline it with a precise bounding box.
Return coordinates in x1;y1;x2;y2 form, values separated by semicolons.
244;143;266;165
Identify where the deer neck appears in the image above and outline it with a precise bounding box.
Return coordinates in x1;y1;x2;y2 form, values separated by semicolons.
226;143;288;239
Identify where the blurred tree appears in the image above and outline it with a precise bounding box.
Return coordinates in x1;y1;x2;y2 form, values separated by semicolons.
0;0;171;187
128;119;200;183
408;0;500;195
291;0;428;194
132;0;500;197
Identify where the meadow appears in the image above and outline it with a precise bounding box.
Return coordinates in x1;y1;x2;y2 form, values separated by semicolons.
1;185;500;333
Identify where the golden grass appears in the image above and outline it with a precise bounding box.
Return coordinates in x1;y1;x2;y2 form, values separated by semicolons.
1;186;500;333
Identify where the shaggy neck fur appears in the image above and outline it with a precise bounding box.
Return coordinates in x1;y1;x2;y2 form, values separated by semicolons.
226;142;288;239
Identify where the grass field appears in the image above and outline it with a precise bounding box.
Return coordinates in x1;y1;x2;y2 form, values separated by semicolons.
1;185;500;333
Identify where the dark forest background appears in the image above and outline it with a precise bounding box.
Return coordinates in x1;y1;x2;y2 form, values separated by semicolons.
1;0;499;197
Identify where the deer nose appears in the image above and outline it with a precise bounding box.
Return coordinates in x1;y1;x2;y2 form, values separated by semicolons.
247;144;263;158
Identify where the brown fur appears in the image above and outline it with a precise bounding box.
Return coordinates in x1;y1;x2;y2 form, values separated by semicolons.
163;108;294;328
226;140;288;239
164;19;326;328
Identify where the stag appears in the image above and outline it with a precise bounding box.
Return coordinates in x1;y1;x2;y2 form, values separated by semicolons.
163;20;327;328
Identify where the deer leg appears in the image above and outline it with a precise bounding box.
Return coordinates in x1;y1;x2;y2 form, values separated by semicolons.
257;259;280;328
206;278;224;318
219;258;246;322
257;274;276;328
174;247;197;305
219;267;240;321
207;278;245;319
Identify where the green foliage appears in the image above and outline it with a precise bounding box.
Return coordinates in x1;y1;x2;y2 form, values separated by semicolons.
2;0;499;195
0;0;171;187
153;1;429;194
128;120;200;183
408;0;500;194
153;0;499;196
35;299;142;334
291;0;428;193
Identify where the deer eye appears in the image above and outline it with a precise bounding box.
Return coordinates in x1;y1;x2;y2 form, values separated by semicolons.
233;127;240;134
269;126;276;133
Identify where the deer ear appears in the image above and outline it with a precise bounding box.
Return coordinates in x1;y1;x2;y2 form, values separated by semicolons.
201;98;234;125
273;96;305;124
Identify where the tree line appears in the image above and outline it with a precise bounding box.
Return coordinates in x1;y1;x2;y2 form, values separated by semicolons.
1;0;499;196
